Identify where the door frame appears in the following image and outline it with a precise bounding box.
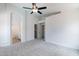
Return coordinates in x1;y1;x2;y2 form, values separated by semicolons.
34;20;45;41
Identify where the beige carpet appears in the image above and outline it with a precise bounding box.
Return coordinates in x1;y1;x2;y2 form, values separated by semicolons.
0;40;78;56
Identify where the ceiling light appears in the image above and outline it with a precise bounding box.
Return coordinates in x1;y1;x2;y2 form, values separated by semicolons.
32;9;38;12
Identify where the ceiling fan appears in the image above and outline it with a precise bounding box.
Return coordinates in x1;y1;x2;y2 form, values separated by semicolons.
23;3;47;14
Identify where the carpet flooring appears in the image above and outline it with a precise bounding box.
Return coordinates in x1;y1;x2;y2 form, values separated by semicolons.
0;40;78;56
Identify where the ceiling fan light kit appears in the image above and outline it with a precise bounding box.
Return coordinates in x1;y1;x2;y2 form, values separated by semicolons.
32;9;38;12
23;3;47;14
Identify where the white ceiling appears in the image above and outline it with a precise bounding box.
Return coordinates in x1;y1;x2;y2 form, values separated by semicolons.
11;3;61;16
12;3;79;17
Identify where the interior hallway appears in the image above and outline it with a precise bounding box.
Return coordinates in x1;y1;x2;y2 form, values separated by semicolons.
0;40;78;56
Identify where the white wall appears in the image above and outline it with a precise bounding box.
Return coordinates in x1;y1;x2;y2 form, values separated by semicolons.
0;4;11;46
45;4;79;49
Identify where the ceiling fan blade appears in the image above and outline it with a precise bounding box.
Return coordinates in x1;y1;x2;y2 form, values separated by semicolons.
23;7;32;10
38;7;47;10
44;11;61;17
38;11;42;14
30;11;33;14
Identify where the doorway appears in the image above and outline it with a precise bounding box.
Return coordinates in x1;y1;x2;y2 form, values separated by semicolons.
39;23;45;40
34;23;45;41
11;13;21;44
34;24;38;39
41;24;45;39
